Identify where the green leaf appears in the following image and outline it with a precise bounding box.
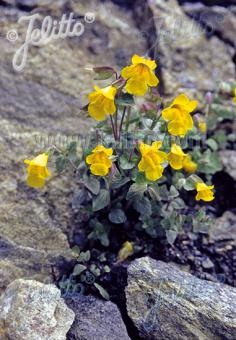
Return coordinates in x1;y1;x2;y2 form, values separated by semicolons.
111;176;130;189
94;283;110;300
198;150;222;174
90;264;101;277
126;183;147;201
72;189;91;208
166;229;178;245
183;176;196;191
169;198;186;210
66;141;77;158
56;156;67;173
71;245;80;254
206;138;218;151
73;264;87;276
92;189;110;212
77;250;91;262
169;185;179;199
93;66;115;80
119;155;135;170
116;93;134;107
104;265;110;273
88;219;110;247
83;176;100;195
133;196;152;215
108;209;127;224
134;172;150;185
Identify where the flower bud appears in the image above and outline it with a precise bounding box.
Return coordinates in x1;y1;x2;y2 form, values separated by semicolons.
205;91;213;105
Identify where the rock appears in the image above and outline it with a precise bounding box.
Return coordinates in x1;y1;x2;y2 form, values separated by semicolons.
220;150;236;180
66;295;131;340
126;257;236;339
209;211;236;243
0;279;75;340
0;238;73;294
0;0;144;292
202;257;214;269
183;3;236;48
135;0;235;96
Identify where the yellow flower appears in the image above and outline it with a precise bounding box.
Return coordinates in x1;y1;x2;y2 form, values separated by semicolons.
168;144;186;170
198;121;207;133
195;182;214;202
121;54;159;96
117;241;134;263
162;94;198;137
233;88;236;103
138;141;167;181
183;155;197;173
88;85;117;121
86;145;113;176
24;153;51;188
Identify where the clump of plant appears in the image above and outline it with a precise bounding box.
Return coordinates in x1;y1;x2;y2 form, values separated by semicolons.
24;54;218;246
59;247;111;300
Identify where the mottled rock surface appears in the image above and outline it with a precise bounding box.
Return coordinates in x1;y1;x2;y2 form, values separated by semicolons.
126;257;236;339
66;295;130;340
183;3;236;49
209;211;236;244
220;150;236;180
0;0;144;292
0;279;75;340
135;0;235;96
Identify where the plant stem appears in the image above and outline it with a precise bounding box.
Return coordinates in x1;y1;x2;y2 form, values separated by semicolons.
118;106;126;141
125;106;131;132
51;144;78;170
109;115;117;141
150;112;162;130
115;111;118;139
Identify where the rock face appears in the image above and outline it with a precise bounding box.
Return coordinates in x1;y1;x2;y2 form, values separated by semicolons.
220;150;236;180
183;3;236;49
126;257;236;340
0;0;144;292
0;279;75;340
135;0;235;96
66;295;131;340
209;211;236;244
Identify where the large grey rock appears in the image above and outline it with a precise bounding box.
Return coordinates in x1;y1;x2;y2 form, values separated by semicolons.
0;0;144;292
209;211;236;244
135;0;235;97
66;295;131;340
126;257;236;340
183;3;236;49
220;150;236;180
0;279;75;340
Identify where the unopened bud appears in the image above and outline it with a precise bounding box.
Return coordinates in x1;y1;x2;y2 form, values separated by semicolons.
205;92;213;105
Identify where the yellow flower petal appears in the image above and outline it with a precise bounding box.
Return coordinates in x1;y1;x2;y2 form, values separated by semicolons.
183;155;197;173
170;144;186;156
198;121;207;133
86;145;113;176
24;153;50;188
117;241;134;263
131;54;157;70
152;141;162;150
168;120;188;137
121;55;158;96
90;163;109;176
27;174;46;188
195;182;215;202
125;76;149;96
168;144;186;170
92;145;113;156
88;86;116;121
145;165;164;181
